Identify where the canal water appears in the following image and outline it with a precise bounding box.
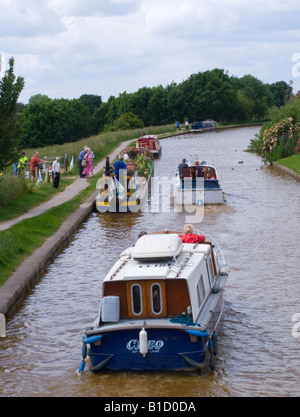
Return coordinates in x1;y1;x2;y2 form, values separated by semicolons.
1;127;299;397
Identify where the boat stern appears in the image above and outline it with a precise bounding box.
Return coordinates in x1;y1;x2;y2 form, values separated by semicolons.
79;323;211;373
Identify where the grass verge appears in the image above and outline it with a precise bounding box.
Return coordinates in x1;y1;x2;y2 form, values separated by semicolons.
0;175;98;286
0;177;75;222
277;153;300;175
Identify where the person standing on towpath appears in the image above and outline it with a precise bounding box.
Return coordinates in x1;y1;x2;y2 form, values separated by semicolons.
78;147;86;178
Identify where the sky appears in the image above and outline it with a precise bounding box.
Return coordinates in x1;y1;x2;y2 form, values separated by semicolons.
0;0;300;104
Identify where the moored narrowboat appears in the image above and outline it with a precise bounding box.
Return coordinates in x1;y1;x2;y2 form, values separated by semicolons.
136;135;162;158
78;231;229;373
191;120;217;132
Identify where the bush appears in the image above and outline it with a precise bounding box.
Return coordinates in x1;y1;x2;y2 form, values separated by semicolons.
110;112;144;132
260;117;299;163
0;174;31;207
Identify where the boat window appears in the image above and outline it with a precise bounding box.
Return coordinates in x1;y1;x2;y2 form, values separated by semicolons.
131;284;142;315
151;283;162;314
206;256;215;286
196;274;206;307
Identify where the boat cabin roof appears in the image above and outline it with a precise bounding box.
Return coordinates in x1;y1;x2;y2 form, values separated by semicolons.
132;233;182;260
103;233;212;284
137;135;159;141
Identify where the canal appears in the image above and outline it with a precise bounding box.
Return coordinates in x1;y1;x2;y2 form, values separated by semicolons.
1;126;299;397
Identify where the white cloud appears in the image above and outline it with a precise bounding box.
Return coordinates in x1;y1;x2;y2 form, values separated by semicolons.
47;0;139;17
0;0;65;37
0;0;299;103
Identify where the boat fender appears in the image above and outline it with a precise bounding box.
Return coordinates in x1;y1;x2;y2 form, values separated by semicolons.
212;331;218;356
78;359;85;374
210;355;215;371
213;284;221;293
83;334;103;345
139;328;148;357
185;329;209;338
78;342;88;374
82;343;87;359
208;339;214;355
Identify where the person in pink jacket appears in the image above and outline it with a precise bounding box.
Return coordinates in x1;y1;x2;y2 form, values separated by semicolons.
82;148;93;179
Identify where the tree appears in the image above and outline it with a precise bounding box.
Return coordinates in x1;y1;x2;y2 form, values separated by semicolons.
127;87;155;126
0;57;25;170
19;98;93;148
93;101;109;132
235;90;254;121
112;112;144;131
269;81;293;107
166;82;184;122
148;86;168;125
28;94;52;105
179;69;236;123
231;74;273;119
79;94;102;114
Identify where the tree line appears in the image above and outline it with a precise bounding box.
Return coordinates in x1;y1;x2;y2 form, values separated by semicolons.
0;59;295;170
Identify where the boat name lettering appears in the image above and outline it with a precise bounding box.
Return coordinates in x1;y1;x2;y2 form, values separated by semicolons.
126;339;164;352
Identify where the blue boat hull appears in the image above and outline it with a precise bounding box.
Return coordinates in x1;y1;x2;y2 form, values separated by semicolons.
87;327;209;372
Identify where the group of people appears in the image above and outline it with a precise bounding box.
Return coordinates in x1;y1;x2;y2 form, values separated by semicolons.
29;152;61;188
13;151;61;188
78;146;94;178
178;158;203;178
175;121;189;131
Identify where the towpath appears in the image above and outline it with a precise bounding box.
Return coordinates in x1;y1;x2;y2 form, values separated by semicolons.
0;140;133;231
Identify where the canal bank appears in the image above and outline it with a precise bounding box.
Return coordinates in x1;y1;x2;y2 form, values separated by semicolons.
273;162;300;182
0;190;97;317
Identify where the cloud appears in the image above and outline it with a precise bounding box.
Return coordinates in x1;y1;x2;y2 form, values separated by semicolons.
47;0;140;17
0;0;299;103
0;0;65;37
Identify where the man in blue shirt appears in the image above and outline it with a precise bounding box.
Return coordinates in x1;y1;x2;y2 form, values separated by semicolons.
114;155;127;180
78;148;86;177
